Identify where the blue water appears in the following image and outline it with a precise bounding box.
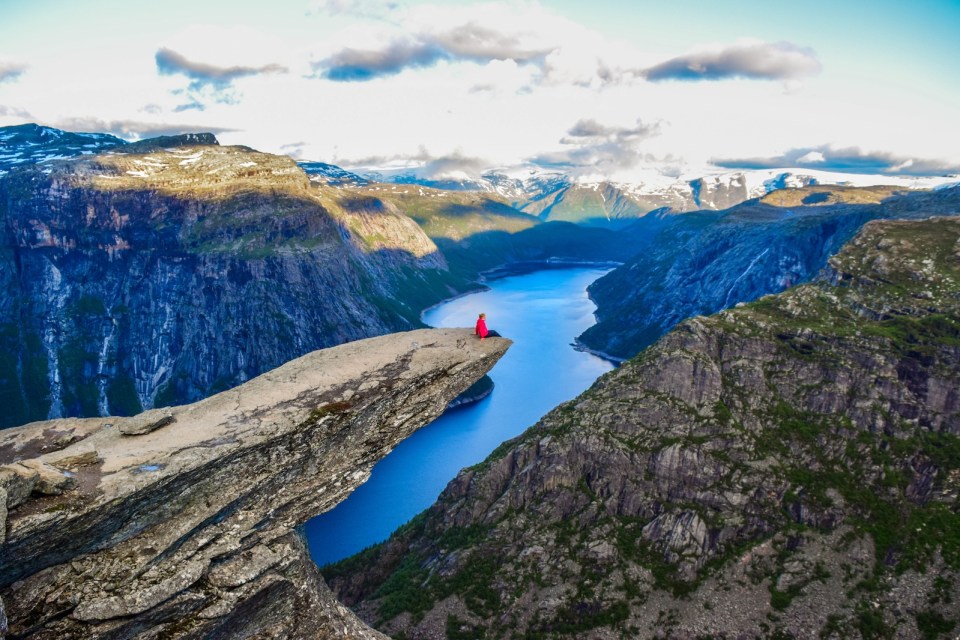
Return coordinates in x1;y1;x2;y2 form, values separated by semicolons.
305;267;614;566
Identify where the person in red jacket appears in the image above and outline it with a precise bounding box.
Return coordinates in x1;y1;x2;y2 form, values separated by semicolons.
475;313;488;340
475;313;500;340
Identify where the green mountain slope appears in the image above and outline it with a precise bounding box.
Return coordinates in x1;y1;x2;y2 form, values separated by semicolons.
326;217;960;639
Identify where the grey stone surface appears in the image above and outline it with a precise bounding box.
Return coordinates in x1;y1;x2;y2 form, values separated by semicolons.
0;328;509;639
118;410;176;436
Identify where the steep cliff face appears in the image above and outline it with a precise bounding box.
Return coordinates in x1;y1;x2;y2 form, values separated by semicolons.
0;144;468;428
0;329;510;638
346;185;641;279
327;218;960;639
580;185;960;360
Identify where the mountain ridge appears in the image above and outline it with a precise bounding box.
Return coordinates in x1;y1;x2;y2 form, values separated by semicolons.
579;184;960;360
328;161;958;226
0;142;470;428
0;123;226;177
325;216;960;639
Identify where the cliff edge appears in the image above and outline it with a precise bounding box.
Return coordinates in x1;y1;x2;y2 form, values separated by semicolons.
0;328;510;638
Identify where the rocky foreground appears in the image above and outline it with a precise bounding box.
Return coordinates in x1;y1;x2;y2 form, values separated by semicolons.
327;218;960;639
0;328;509;638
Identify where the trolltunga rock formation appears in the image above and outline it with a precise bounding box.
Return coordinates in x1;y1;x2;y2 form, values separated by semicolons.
0;328;509;639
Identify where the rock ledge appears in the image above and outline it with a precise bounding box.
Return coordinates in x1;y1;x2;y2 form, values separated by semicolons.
0;328;509;639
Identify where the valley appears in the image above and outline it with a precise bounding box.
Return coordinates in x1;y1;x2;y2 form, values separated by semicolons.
1;123;958;640
324;217;960;639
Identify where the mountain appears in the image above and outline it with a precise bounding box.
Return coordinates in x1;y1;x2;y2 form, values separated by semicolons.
0;127;648;431
300;161;370;187
0;329;509;639
579;184;960;360
0;123;127;175
352;162;958;226
325;217;960;639
332;182;643;278
0;140;471;428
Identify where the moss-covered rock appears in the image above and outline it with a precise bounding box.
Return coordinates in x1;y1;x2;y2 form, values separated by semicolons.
329;217;960;639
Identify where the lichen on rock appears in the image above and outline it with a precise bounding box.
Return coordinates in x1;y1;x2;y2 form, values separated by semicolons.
328;218;960;639
0;328;509;639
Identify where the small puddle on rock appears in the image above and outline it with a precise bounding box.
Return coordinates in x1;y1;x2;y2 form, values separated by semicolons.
133;464;166;474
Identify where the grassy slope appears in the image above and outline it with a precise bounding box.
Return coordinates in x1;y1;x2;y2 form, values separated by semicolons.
325;217;960;639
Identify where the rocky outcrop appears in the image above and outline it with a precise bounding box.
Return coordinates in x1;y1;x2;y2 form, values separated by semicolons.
0;143;471;428
327;218;960;639
0;328;510;638
580;185;960;360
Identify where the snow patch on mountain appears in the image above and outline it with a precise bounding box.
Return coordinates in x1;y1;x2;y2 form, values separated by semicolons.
0;123;126;175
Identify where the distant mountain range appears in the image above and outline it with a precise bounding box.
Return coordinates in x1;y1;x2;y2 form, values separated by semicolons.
3;123;955;225
3;121;959;426
302;160;959;226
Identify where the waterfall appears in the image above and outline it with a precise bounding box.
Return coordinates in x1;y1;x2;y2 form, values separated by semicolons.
723;248;770;308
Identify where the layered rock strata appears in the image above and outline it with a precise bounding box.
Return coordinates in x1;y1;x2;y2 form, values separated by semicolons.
0;142;467;427
328;218;960;639
581;185;960;360
0;328;509;638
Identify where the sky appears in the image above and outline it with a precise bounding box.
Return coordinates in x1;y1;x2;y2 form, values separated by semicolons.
1;0;959;182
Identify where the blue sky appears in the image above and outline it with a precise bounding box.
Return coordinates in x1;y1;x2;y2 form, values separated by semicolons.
1;0;958;180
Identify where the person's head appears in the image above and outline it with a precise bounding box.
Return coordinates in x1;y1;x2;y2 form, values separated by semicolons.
479;313;486;318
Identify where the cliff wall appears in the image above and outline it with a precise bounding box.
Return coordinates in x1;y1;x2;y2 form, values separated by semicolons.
0;329;509;638
329;218;960;639
0;145;467;428
580;185;960;360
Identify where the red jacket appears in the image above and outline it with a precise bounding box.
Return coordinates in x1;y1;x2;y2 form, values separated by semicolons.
475;317;488;338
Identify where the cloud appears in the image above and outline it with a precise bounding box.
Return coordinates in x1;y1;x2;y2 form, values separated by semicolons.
562;118;659;143
0;60;28;83
414;153;490;181
320;41;448;81
712;145;960;176
314;21;553;81
529;117;662;177
0;105;33;118
795;150;826;164
643;41;821;82
280;141;310;159
53;117;236;141
430;23;551;63
173;101;206;112
333;149;489;181
155;47;287;88
307;0;400;17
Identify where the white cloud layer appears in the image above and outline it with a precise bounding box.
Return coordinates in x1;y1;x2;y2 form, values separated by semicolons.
0;1;957;180
642;41;821;82
0;59;28;83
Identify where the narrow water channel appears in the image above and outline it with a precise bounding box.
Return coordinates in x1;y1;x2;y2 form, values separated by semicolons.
305;267;615;566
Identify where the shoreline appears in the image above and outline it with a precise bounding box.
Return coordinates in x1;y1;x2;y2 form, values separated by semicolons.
572;337;626;366
446;374;495;410
478;258;622;282
418;283;491;321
